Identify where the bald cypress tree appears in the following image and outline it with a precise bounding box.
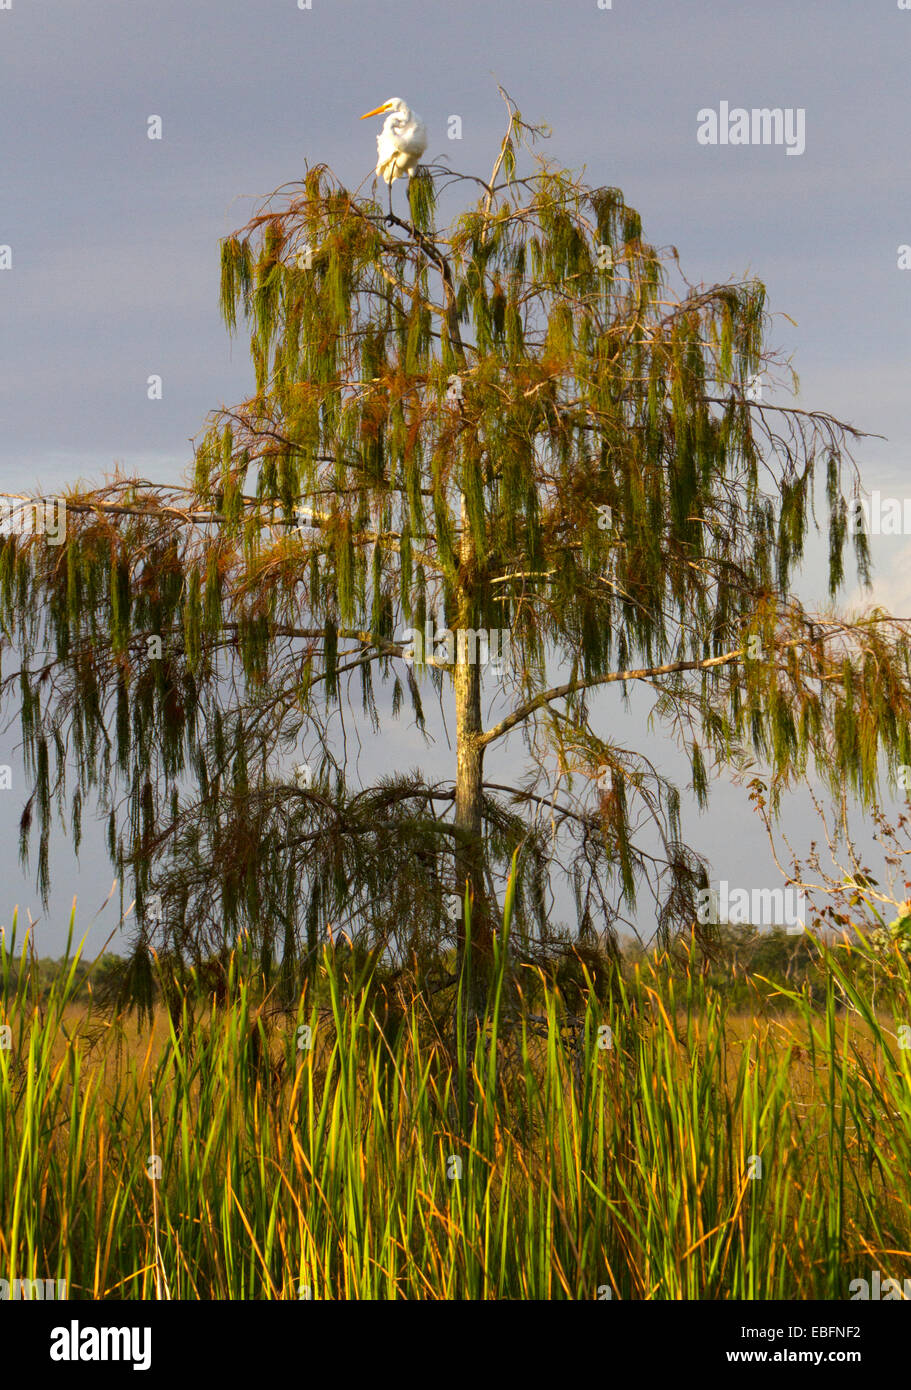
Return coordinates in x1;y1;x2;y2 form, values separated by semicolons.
3;95;911;1010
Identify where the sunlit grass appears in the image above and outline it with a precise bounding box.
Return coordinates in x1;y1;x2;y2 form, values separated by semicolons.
1;891;910;1300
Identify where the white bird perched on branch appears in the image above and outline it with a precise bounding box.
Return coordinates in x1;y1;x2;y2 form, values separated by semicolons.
360;98;427;215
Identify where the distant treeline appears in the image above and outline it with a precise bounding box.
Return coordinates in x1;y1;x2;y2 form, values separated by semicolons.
0;925;858;1012
622;923;834;1010
0;952;126;1001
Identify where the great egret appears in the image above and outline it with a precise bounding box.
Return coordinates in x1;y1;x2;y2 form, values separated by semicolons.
360;98;427;216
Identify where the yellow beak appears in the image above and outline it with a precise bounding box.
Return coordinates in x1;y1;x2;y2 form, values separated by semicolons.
360;103;391;120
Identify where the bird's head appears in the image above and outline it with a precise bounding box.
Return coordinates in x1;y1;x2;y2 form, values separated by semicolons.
360;98;408;121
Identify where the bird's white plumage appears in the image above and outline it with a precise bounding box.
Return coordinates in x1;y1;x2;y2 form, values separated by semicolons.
360;98;427;184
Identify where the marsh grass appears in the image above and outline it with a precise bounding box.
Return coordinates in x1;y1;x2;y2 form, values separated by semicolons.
1;891;910;1300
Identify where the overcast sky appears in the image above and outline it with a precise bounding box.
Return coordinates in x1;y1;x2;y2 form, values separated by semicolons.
1;0;909;955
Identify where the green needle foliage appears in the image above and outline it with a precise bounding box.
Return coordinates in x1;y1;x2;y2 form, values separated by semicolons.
2;93;910;996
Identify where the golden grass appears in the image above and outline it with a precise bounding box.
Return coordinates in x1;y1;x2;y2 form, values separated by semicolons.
2;908;910;1300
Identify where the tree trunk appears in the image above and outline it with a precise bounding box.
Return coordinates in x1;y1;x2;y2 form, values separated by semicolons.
453;497;493;1016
